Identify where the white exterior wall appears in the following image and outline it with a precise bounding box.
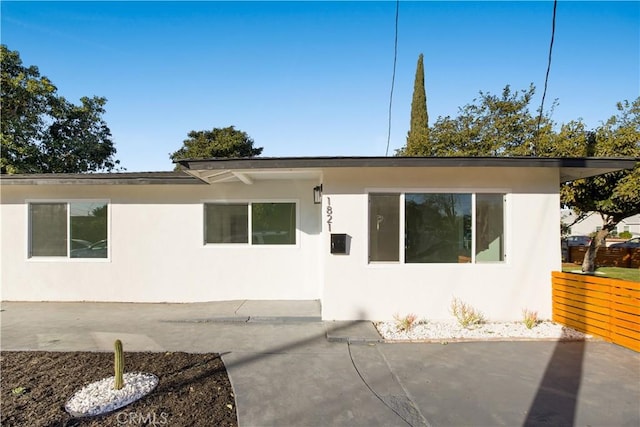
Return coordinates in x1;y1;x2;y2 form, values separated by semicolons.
1;180;322;302
618;215;640;236
562;210;640;238
320;167;561;321
1;166;564;321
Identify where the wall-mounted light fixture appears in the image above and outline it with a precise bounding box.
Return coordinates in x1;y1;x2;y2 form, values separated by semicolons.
313;184;323;204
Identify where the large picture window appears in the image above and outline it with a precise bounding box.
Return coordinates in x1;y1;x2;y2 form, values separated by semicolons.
368;193;505;264
204;202;296;245
405;193;471;263
29;201;108;259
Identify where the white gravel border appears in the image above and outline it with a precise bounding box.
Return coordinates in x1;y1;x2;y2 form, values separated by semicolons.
375;320;592;342
65;372;158;418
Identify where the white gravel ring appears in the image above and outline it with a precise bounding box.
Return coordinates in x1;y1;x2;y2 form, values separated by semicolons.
65;372;158;418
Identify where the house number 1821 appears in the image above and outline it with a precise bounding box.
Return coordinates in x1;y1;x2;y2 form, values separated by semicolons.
326;197;332;232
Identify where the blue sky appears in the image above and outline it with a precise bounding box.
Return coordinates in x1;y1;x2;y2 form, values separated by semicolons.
2;1;638;171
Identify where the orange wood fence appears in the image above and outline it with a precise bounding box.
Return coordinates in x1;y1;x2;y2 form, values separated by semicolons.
552;271;640;352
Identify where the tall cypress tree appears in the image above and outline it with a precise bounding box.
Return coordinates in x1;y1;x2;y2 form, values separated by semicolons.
405;53;430;155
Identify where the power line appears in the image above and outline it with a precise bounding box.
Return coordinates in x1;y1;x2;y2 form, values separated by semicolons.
347;340;416;426
535;0;558;155
385;0;400;156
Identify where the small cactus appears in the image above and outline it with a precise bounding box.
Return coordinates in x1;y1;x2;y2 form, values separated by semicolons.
114;339;124;390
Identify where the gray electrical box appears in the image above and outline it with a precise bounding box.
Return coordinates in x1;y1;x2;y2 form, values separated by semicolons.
330;233;347;254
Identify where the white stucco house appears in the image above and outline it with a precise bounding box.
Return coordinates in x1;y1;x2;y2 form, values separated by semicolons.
1;156;635;321
561;209;640;238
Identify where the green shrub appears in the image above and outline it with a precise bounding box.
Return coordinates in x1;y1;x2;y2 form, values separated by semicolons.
393;313;418;332
619;231;632;239
450;298;485;328
522;308;539;329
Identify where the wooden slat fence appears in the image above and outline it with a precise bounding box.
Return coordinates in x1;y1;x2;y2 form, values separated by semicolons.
552;271;640;352
568;247;640;268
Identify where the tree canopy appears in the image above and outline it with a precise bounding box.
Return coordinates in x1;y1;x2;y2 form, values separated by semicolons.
397;83;639;272
560;98;639;271
405;84;551;157
561;98;640;226
0;45;119;174
169;126;263;165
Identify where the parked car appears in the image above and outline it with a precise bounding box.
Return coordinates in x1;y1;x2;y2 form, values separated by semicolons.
609;237;640;249
563;235;591;247
71;239;92;250
70;239;108;258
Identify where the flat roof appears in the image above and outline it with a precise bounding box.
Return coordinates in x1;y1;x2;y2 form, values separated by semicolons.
176;156;638;183
1;156;636;185
0;171;205;185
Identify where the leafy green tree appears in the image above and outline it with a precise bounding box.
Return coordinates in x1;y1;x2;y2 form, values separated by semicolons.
397;80;638;272
413;84;553;157
1;45;119;173
403;54;430;155
537;120;595;157
560;98;640;272
170;126;263;165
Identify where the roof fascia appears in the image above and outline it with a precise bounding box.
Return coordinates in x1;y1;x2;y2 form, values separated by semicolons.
176;156;638;183
176;156;637;171
0;172;206;185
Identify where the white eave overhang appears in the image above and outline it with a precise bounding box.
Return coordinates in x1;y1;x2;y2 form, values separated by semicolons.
1;157;635;185
183;167;323;185
176;156;638;185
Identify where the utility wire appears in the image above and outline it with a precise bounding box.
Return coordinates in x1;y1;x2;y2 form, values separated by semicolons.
535;0;558;155
385;0;400;156
347;340;414;426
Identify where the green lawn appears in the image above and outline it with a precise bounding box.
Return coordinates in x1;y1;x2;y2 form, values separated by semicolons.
562;265;640;282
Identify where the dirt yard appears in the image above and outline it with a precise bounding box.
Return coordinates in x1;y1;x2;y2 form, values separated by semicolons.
1;351;238;426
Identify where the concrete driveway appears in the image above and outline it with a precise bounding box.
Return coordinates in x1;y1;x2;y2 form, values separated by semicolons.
2;301;639;426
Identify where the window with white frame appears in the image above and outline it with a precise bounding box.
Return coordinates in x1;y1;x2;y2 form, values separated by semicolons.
204;202;296;245
29;201;108;258
369;193;505;263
